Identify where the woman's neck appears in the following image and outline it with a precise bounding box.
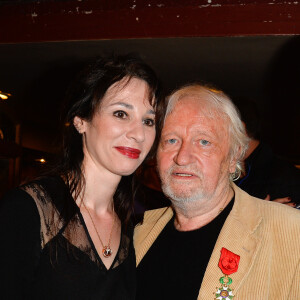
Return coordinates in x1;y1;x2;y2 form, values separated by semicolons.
77;160;122;214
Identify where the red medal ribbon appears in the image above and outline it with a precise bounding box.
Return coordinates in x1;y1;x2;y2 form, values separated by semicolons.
218;247;240;275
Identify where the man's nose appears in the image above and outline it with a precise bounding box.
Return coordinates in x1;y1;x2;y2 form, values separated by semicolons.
173;142;195;165
126;121;145;143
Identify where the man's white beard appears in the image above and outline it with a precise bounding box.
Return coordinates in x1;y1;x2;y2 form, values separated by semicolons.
160;169;211;210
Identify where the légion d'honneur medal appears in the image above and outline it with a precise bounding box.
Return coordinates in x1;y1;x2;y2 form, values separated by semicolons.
215;247;240;300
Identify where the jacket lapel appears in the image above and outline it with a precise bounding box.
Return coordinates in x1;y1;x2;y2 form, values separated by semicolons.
198;184;263;299
134;207;173;265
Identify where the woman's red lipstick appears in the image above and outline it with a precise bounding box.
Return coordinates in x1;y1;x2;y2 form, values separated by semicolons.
115;147;141;159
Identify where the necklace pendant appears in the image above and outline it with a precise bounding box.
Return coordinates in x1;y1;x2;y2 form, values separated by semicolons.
102;246;112;258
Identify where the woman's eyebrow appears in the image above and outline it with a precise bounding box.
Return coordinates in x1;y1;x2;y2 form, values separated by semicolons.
110;102;155;115
109;102;133;109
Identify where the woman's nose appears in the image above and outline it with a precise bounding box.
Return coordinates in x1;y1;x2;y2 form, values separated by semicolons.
173;142;195;166
126;121;145;143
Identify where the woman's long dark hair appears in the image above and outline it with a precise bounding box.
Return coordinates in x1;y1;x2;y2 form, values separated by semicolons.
53;53;162;227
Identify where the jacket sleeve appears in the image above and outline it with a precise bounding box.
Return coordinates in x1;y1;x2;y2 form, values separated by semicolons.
288;257;300;299
0;188;41;299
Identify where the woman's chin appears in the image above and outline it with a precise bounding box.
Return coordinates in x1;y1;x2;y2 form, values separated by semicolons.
115;164;141;176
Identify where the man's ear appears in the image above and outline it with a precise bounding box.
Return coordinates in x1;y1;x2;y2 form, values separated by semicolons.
229;146;242;174
73;116;86;134
229;158;237;174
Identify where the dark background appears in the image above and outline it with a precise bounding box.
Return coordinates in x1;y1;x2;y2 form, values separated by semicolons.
0;0;299;196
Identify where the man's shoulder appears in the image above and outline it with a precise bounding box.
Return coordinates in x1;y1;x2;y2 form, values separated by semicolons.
259;196;300;223
240;189;300;224
233;183;300;227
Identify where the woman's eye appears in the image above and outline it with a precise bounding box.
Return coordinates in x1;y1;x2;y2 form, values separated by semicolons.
113;110;127;119
199;139;210;146
143;118;155;127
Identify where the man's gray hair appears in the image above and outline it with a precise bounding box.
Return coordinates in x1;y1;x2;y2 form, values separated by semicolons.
165;83;250;180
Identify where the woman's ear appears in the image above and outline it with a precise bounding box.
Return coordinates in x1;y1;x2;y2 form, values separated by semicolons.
73;116;85;134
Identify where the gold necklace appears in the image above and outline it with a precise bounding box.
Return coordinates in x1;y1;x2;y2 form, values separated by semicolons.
82;202;116;258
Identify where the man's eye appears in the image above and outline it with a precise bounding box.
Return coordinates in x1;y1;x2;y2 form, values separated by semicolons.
199;139;210;146
167;138;177;144
143;118;155;127
113;111;127;119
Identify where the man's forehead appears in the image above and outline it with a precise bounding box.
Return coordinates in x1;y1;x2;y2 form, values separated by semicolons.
164;95;230;136
167;96;224;122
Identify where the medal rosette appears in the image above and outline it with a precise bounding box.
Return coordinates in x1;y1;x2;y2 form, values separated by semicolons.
214;248;240;300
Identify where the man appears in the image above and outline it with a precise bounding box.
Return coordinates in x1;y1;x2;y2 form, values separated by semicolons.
134;84;300;299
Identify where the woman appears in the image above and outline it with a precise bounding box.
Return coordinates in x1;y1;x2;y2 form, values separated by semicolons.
0;54;162;299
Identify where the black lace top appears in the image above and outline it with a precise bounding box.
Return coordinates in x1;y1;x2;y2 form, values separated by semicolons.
0;176;136;300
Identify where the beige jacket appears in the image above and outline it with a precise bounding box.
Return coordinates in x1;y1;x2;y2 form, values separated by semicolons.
134;184;300;299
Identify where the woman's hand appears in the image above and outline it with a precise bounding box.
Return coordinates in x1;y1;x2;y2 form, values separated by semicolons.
264;194;296;207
